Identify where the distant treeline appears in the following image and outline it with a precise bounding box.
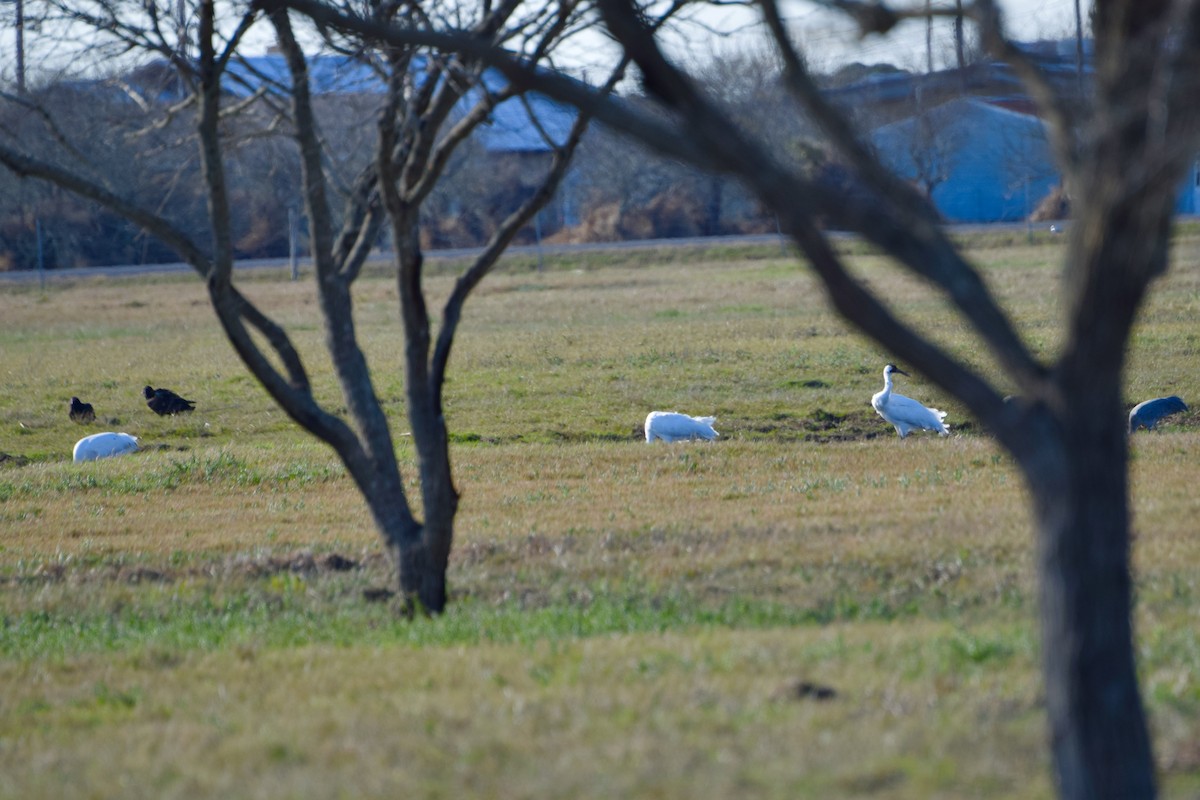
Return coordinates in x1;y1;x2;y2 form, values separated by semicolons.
0;47;869;272
0;85;795;271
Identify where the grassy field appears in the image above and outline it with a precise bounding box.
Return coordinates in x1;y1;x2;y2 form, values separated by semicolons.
2;235;1200;798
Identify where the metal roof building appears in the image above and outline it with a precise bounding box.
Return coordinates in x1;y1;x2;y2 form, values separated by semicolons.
222;53;578;155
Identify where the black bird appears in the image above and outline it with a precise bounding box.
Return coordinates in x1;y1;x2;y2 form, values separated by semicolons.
69;396;96;423
144;385;196;416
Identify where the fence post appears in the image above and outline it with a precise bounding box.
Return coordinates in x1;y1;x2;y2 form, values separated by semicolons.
1025;177;1032;244
289;206;299;281
535;210;544;273
36;218;45;291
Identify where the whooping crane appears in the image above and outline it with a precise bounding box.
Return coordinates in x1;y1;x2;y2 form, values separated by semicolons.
644;411;719;443
871;363;949;438
73;431;140;462
1128;396;1188;433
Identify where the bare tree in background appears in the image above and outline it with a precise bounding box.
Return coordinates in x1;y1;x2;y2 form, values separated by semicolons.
272;0;1199;795
0;0;618;613
874;96;967;205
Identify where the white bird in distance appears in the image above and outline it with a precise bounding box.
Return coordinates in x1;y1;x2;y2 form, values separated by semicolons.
871;363;949;438
644;411;719;443
73;431;140;462
1128;395;1188;433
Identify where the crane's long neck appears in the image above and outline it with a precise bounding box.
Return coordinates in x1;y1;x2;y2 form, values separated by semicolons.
880;370;894;400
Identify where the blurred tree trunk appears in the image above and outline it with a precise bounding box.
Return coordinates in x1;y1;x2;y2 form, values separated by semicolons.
1023;407;1154;798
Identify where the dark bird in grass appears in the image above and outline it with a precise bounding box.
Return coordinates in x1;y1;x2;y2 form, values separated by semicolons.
1128;396;1188;433
144;385;196;416
772;679;839;703
69;397;95;423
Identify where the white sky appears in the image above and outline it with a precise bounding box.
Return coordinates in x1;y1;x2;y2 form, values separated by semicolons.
0;0;1091;86
855;0;1086;68
695;0;1089;73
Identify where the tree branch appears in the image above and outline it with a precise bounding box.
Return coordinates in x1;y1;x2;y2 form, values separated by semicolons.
196;0;236;280
331;164;386;283
268;6;339;280
407;81;516;205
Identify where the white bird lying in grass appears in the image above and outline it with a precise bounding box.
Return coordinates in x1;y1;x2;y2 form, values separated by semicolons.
644;411;719;443
871;363;949;438
1128;395;1188;433
73;431;140;462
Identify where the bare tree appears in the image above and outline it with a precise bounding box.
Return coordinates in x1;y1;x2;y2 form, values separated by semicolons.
871;96;967;205
0;0;618;613
269;0;1200;795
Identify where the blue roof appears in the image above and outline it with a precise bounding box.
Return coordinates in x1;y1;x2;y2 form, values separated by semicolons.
475;90;577;153
871;98;1058;222
223;53;576;153
226;54;380;95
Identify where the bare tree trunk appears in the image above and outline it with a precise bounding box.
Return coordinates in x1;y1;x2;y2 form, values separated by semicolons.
390;203;459;613
1022;400;1155;799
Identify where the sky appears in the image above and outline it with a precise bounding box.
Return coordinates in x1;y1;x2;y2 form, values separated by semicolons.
0;0;1090;86
692;0;1089;73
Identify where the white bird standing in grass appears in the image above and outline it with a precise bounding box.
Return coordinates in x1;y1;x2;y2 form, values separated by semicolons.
644;411;719;443
871;364;949;438
73;432;140;462
1128;396;1188;433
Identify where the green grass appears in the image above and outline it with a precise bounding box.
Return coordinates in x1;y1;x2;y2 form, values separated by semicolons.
2;232;1200;798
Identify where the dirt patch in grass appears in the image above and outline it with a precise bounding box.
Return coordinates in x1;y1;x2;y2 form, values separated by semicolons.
618;409;897;444
729;409;885;442
3;549;387;587
736;409;978;442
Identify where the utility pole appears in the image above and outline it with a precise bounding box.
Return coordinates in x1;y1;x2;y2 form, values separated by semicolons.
176;0;188;59
955;0;965;70
1074;0;1084;96
15;0;26;94
288;206;299;281
925;0;933;73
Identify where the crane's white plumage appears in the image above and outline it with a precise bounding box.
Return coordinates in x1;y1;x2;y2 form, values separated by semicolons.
73;432;140;462
645;411;719;443
871;364;949;438
1128;395;1188;433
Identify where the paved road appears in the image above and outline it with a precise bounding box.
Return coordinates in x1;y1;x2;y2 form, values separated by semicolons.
0;224;1047;284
